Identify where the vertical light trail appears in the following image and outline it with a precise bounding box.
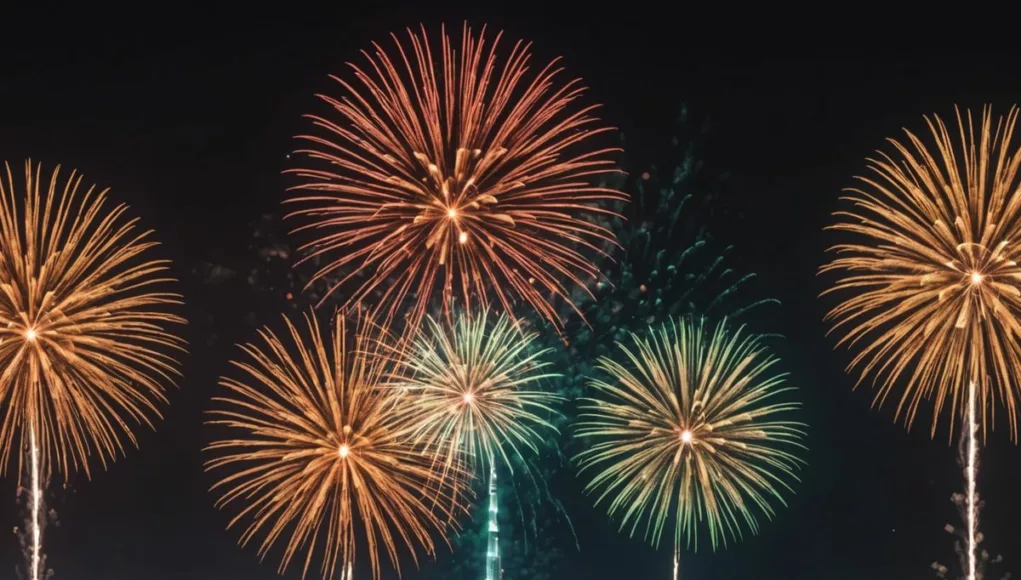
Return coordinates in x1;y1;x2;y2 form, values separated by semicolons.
673;544;678;580
484;465;500;580
966;380;977;580
29;424;41;580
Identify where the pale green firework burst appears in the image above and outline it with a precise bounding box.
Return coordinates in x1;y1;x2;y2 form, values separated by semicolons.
392;309;563;492
575;317;805;552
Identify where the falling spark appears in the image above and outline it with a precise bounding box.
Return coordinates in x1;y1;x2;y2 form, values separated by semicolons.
286;23;626;334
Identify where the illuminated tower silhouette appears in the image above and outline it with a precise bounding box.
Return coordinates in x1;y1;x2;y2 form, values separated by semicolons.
485;465;501;580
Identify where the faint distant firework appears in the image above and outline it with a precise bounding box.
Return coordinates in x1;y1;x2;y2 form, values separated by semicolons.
576;317;804;571
206;311;462;580
821;106;1021;580
553;110;779;405
0;161;187;580
286;23;626;334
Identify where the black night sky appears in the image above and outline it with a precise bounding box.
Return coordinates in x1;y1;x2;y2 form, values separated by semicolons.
1;3;1019;579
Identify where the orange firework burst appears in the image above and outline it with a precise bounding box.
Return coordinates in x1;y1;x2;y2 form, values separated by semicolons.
0;161;186;478
206;311;462;580
822;106;1021;440
286;23;625;333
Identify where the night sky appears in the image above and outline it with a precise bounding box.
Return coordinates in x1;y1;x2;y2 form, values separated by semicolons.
1;3;1019;579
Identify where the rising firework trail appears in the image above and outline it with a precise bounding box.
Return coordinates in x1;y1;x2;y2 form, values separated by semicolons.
286;22;626;335
28;429;40;580
967;379;978;580
0;161;186;580
575;317;805;577
822;106;1021;580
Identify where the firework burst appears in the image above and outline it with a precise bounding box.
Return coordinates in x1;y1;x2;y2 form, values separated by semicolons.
575;317;804;553
0;161;186;580
821;105;1021;440
822;105;1021;580
206;311;462;580
286;22;625;333
392;309;561;492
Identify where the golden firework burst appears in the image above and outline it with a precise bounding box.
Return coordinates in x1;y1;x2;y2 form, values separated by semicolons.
821;105;1021;440
391;309;561;495
206;311;462;580
0;160;186;478
286;22;625;333
575;317;804;552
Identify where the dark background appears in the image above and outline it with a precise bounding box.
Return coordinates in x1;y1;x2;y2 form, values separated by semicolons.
0;2;1019;579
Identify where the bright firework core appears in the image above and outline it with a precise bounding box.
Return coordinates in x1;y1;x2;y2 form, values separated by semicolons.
680;430;693;444
970;271;984;285
462;392;474;405
447;208;458;219
338;444;350;458
24;327;37;342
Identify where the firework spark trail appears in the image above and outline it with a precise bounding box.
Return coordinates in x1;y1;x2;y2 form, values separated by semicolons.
29;424;40;580
967;380;977;580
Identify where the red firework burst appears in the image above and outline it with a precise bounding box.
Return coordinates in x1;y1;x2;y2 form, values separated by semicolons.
286;23;625;333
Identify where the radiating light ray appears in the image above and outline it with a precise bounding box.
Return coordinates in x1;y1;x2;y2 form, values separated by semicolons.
286;22;626;335
390;309;562;501
575;317;805;554
206;310;464;580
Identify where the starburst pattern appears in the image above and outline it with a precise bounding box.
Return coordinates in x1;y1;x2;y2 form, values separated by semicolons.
286;22;625;333
0;160;186;478
392;309;561;493
206;311;461;580
575;317;804;551
821;105;1021;440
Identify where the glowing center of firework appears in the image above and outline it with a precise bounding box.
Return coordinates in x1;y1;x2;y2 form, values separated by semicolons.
447;208;458;219
338;444;351;458
463;392;474;405
24;327;37;342
680;430;693;444
970;271;984;285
